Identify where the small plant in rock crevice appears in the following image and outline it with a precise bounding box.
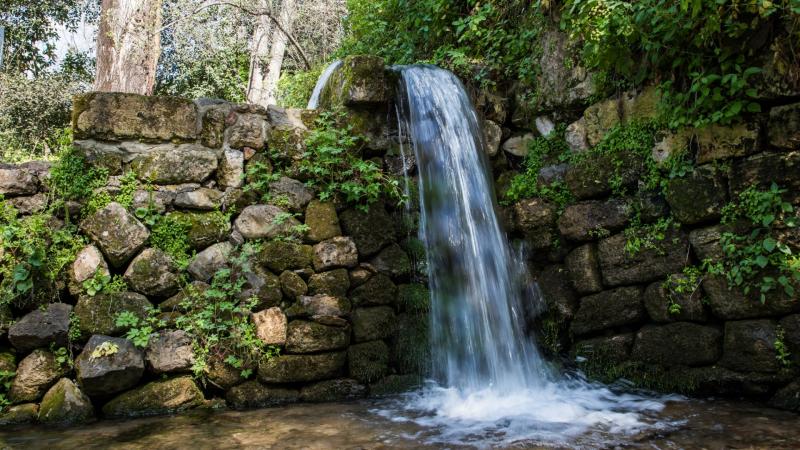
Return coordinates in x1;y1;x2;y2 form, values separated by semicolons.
0;370;15;412
116;308;166;349
775;327;792;368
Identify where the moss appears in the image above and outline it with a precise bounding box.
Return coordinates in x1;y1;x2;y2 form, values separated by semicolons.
258;241;313;273
369;374;423;396
165;211;230;251
102;376;204;418
397;283;430;313
348;340;389;383
392;313;430;375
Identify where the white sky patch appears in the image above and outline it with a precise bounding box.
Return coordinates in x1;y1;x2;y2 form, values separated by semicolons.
54;19;97;65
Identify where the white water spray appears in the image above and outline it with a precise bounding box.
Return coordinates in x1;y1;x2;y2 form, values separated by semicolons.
307;60;343;109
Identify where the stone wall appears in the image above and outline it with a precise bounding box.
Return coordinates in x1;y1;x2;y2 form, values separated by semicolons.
0;57;427;426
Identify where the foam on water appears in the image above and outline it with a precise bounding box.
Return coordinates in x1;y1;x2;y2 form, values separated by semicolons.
390;64;679;446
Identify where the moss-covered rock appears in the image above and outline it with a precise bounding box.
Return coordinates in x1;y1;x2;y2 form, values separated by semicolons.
339;204;396;257
572;333;634;366
38;378;94;426
369;374;423;396
80;202;150;268
75;335;145;397
570;287;645;336
631;322;721;366
72;92;198;142
350;274;397;307
558;198;631;242
8;303;72;353
392;313;430;375
123;248;181;298
226;380;299;409
238;263;283;309
768;103;800;150
227;113;267;150
702;275;799;320
352;307;397;343
279;270;308;300
308;269;350;297
145;330;195;374
695;123;760;164
397;284;429;314
299;378;367;402
719;320;780;373
564;244;603;295
187;242;233;282
312;236;359;271
321;55;388;108
348;341;389;384
298;294;352;317
597;231;689;286
665;167;727;225
304;200;342;242
167;211;230;251
564;151;641;200
0;403;38;426
285;320;350;354
258;240;313;272
101;376;204;418
369;243;411;278
130;145;219;184
74;292;153;337
9;349;64;404
643;277;707;323
258;352;346;383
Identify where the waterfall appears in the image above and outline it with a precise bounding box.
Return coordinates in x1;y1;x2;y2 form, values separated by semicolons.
390;65;671;446
307;60;343;109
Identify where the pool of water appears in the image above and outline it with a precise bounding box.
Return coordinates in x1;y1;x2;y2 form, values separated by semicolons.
1;394;798;449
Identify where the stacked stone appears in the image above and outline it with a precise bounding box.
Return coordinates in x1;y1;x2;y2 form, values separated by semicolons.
0;55;429;426
480;23;800;407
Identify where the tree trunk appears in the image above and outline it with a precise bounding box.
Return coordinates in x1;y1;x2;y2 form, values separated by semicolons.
246;1;273;106
94;0;163;95
247;0;297;107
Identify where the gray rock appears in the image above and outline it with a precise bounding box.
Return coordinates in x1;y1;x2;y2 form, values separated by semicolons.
74;292;153;337
124;248;181;298
258;352;346;383
285;320;349;354
9;303;72;353
68;245;109;296
537;265;579;323
0;167;38;196
369;243;411;278
187;242;233;282
228;113;267;150
313;236;359;271
308;269;350;297
598;231;689;286
565;244;603;294
570;287;645;336
75;335;145;397
483;120;502;157
235;204;300;240
218;149;245;188
145;330;195;374
643;277;707;323
720;320;780;373
350;273;397;306
695;123;760;164
730;151;800;202
239;264;282;309
352;307;396;343
300;378;366;402
304;200;342;242
7;193;47;214
9;350;64;403
565;118;589;153
226;381;299;409
572;333;633;364
632;322;721;366
268;176;314;212
770;380;800;412
513;198;557;249
130;144;218;184
299;295;351;317
38;378;94;425
665;167;727;225
703;275;799;320
101;376;204;418
689;225;726;261
80;202;150;267
279;270;308;299
174;188;224;210
768;103;800;150
502;133;535;157
339;205;396;257
558;198;630;242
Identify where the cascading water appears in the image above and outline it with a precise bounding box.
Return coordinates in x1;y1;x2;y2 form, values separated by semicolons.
307;60;343;109
388;65;674;447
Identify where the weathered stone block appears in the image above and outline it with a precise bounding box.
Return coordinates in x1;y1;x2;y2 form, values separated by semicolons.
300;379;367;402
75;335;144;397
124;248;181;298
308;269;350;297
703;275;799;320
632;322;721;366
323;55;388;107
352;307;397;343
167;211;230;250
80;202;150;268
68;245;109;296
304;200;342;242
286;320;349;354
73;92;198;141
129;144;218;184
730;151;800;201
102;376;204;418
564;151;641;200
570;287;645;336
227;113;267;150
339;204;396;257
598;231;689;286
483;120;502;157
226;381;299;409
174;187;224;210
9;303;72;353
720;320;780;373
0;167;38;196
502;133;535;158
369;243;411;278
268;176;314;213
513;198;556;233
218;149;244;188
695;123;760;164
252;307;287;346
565;244;603;294
312;236;359;271
770;380;800;412
259;240;313;272
187;241;233;282
279;270;307;299
643;277;707;323
38;378;94;425
688;225;726;261
74;292;153;337
9;350;63;404
348;340;389;384
258;352;346;383
665;167;727;225
537;264;579;323
558;198;630;242
145;330;194;374
0;403;38;426
350;273;397;306
768;103;800;150
299;295;351;317
235;204;300;240
572;333;633;364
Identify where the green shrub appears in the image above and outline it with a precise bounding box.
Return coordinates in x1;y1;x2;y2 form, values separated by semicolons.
277;66;324;108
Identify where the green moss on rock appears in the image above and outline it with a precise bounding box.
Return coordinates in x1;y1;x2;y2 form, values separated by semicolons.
101;376;204;418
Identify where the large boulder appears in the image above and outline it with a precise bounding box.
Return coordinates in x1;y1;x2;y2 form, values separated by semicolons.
68;245;109;296
123;248;181;298
349;273;397;306
695;123;760;164
643;277;707;323
102;376;204;418
80;202;150;267
187;241;233;282
74;292;153;337
72;92;198;141
226;381;299;409
268;176;314;212
37;378;94;426
352;307;396;343
252;307;288;346
129;144;218;184
75;335;145;397
258;352;346;383
720;320;780;373
234;204;300;240
8;303;72;353
285;320;350;353
348;340;389;384
8;350;64;404
304;200;342;242
665;167;727;225
299;378;367;402
631;322;722;366
0;167;38;196
570;287;645;336
339;205;396;257
227;113;267;150
258;240;313;272
564;244;603;294
145;330;195;374
312;236;359;271
702;276;799;320
598;231;689;286
308;269;350;297
166;211;230;250
369;243;411;278
558;198;630;242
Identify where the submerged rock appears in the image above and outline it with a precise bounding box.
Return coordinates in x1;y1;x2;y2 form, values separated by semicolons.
226;381;299;409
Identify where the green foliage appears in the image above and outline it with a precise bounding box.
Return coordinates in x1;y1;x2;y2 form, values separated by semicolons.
115;171;139;209
775;326;793;368
0;200;85;307
50;344;73;371
295;111;404;211
277;67;325;108
561;0;798;127
47;146;109;204
623;217;677;256
713;183;800;302
116;308;165;348
82;270;127;297
0;370;15;411
148;214;194;268
662;266;704;315
503;127;576;210
68;312;82;343
174;243;279;380
156;47;249;102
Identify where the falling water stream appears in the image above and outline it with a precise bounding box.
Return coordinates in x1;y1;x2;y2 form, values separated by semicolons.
306;60;343;109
